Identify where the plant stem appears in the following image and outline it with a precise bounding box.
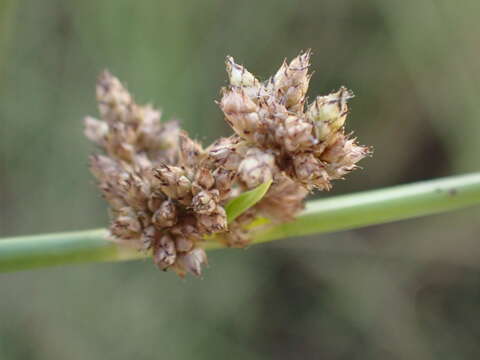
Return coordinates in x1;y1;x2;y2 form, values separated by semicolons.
1;172;480;273
0;229;144;272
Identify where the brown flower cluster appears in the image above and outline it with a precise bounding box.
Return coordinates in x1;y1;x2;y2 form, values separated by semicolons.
85;51;369;277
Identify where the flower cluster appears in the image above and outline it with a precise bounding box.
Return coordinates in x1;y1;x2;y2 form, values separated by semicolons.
85;52;369;277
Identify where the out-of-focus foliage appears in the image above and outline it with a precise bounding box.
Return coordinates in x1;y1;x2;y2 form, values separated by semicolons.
1;0;480;359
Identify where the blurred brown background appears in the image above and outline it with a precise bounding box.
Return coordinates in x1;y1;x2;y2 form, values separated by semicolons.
1;0;480;359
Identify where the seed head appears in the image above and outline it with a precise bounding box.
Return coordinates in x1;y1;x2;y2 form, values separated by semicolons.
196;206;227;233
192;190;218;215
96;71;134;124
141;225;156;250
152;200;177;228
195;167;215;190
207;137;243;170
292;153;330;190
226;56;260;89
282;115;315;152
85;52;370;277
84;116;109;146
176;247;208;277
153;165;191;200
154;234;177;270
175;236;194;252
307;87;353;142
238;148;276;189
220;88;261;141
272;51;311;112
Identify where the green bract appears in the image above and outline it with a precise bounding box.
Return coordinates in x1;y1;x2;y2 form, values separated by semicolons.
225;180;273;223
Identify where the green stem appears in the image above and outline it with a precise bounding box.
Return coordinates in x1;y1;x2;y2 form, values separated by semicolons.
1;172;480;273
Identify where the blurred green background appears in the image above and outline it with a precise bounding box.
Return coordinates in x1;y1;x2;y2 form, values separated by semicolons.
1;0;480;359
